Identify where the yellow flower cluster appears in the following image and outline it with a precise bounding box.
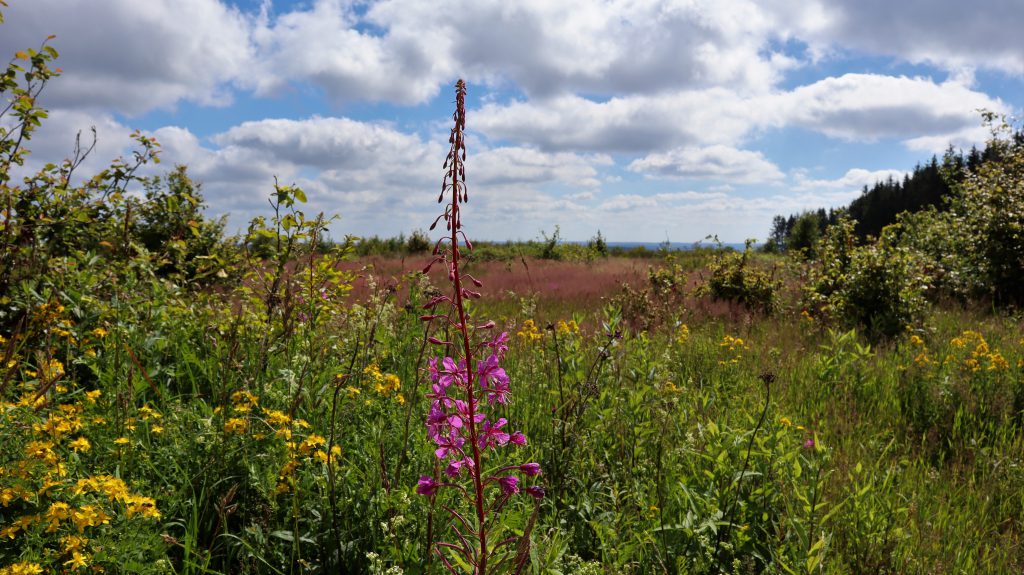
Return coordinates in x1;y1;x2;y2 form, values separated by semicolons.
275;432;342;495
516;319;543;342
362;362;405;403
555;319;580;337
0;561;45;574
0;384;161;572
906;334;932;366
718;334;749;365
362;364;404;404
214;390;340;496
676;323;690;346
778;416;807;431
946;330;1010;373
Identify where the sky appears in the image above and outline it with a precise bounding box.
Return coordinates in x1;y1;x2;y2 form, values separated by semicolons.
2;0;1023;243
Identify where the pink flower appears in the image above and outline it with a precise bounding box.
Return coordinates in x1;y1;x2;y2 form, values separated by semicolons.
509;431;527;446
498;475;519;495
478;354;511;405
520;462;542;476
439;357;468;389
488;332;510;358
525;486;545;500
445;457;474;477
434;430;465;460
478;418;510;449
417;476;439;496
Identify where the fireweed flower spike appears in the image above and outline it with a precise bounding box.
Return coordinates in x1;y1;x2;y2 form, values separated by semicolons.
418;79;542;574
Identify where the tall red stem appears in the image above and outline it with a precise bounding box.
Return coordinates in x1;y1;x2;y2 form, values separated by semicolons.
448;79;488;574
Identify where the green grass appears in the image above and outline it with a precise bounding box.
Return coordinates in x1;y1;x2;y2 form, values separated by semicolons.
2;255;1022;574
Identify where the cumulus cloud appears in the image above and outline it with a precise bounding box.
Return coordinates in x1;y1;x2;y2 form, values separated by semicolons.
475;74;1006;153
364;0;792;98
792;167;908;192
474;90;753;153
0;0;257;115
250;0;455;104
1;0;803;113
213;116;438;174
598;190;727;211
784;0;1024;75
629;145;785;184
472;147;611;188
774;74;1008;143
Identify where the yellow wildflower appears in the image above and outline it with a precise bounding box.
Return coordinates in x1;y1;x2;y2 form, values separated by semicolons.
71;505;110;531
125;496;160;519
2;562;44;575
63;550;90;570
61;534;88;553
516;319;543;342
113;437;129;445
138;405;161;420
223;418;248;435
676;324;690;345
69;437;91;452
555;319;580;336
265;409;291;427
299;434;326;455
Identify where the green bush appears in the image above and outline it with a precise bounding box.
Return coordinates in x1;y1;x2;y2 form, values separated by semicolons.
897;115;1024;305
805;218;931;338
697;240;780;314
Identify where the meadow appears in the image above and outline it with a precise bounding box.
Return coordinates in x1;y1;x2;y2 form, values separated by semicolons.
3;35;1024;575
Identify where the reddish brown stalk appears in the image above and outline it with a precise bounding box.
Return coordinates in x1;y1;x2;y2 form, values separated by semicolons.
446;79;489;574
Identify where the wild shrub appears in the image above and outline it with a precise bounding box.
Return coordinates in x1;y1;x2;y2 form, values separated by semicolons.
805;218;931;339
697;240;780;314
900;115;1024;305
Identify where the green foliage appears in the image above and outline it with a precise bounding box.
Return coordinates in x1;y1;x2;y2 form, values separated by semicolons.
787;212;821;259
904;116;1024;305
587;230;608;257
697;240;780;314
805;218;931;339
134;165;233;283
539;226;562;260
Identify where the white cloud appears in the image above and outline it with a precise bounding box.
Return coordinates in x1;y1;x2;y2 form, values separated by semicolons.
784;0;1024;76
629;145;784;184
364;0;791;99
472;147;611;188
250;0;455;105
775;74;1007;143
474;90;753;152
475;74;1007;153
792;167;908;192
0;0;257;115
598;190;727;211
